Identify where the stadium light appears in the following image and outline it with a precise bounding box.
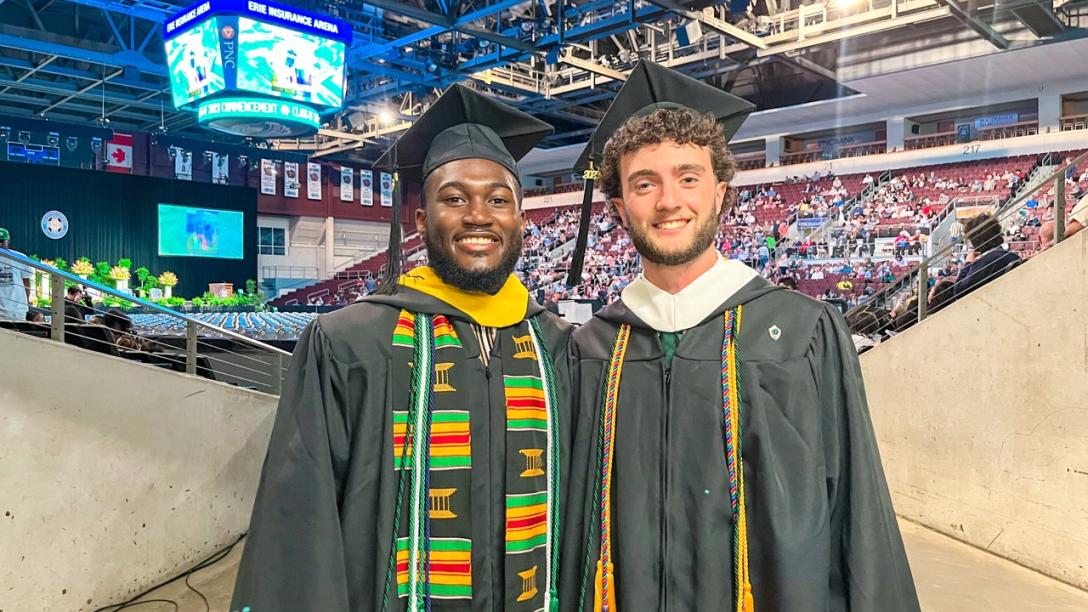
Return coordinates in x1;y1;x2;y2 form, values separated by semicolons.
378;109;395;124
835;0;864;8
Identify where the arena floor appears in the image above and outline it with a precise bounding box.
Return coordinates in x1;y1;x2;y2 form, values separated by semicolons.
121;519;1088;611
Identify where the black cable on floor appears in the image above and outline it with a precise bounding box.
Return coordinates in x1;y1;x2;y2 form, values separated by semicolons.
92;532;245;612
110;599;180;612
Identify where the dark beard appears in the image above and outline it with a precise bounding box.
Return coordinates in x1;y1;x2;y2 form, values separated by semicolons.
628;211;720;266
425;231;523;294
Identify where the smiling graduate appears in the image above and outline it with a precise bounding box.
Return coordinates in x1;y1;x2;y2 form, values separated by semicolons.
232;83;573;612
559;60;920;612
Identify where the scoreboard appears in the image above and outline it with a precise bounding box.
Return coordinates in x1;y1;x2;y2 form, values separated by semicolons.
163;0;351;137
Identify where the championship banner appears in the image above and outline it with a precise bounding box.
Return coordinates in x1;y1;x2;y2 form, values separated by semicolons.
340;167;354;202
260;159;276;195
307;162;322;200
175;148;192;181
211;152;229;185
284;161;300;198
359;169;374;206
380;171;393;207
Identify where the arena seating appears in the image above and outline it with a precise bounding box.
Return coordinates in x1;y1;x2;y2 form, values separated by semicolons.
268;150;1084;311
131;312;317;339
272;234;425;306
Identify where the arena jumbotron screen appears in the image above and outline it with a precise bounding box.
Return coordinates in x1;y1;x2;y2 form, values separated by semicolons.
158;203;245;260
162;0;350;136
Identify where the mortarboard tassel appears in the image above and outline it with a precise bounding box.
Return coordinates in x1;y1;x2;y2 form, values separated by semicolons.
375;151;403;295
566;161;600;288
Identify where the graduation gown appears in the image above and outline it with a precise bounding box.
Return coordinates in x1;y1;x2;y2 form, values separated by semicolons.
231;286;572;611
560;275;919;611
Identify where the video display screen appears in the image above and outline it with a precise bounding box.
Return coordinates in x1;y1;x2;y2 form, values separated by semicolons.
164;18;227;109
235;17;346;108
158;203;245;260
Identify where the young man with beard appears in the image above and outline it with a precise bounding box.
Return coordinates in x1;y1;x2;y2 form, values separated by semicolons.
233;84;572;612
559;61;918;612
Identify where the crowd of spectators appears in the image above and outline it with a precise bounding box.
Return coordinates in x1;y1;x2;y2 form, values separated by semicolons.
295;153;1087;326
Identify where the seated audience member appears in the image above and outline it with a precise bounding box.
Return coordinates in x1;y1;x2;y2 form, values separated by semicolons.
954;213;1022;298
845;306;886;353
64;285;89;322
777;276;798;291
927;278;956;314
25;309;46;324
1039;193;1088;246
102;308;155;352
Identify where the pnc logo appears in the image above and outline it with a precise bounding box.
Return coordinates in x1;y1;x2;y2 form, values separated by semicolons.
220;25;235;39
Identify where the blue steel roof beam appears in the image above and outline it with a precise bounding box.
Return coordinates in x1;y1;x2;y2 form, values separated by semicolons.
0;86;161;118
105;86;164;116
351;0;533;62
0;73;164;110
349;4;665;103
360;0;537;52
22;0;46;30
0;95;160;122
0;32;166;75
39;66;122;113
350;0;533;60
62;0;178;24
0;54;56;96
0;56;166;93
561;0;620;21
100;8;130;51
355;60;429;85
529;88;616;111
457;3;665;72
136;20;158;52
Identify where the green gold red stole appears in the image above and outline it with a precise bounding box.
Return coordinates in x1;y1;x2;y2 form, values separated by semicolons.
383;310;560;611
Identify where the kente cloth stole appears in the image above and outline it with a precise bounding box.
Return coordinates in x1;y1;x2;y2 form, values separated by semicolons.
586;306;753;612
384;310;560;611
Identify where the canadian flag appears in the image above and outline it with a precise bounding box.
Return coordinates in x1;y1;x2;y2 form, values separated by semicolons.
106;133;133;173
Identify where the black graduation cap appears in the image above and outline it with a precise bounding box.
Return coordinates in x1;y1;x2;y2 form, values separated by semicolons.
371;83;553;293
566;60;756;286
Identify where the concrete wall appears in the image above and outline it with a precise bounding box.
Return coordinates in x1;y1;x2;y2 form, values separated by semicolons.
0;330;277;611
860;229;1088;590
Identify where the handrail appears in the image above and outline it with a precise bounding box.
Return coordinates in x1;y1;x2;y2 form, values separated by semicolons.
0;248;292;358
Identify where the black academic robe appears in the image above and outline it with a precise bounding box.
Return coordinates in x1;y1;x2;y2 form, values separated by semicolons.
231;288;572;611
559;276;919;611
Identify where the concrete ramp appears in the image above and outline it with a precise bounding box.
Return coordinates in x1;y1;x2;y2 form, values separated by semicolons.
0;329;277;611
861;229;1088;591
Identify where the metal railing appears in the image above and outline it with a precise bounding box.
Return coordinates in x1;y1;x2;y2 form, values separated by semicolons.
0;249;293;395
845;150;1088;344
262;265;319;279
334;232;419;274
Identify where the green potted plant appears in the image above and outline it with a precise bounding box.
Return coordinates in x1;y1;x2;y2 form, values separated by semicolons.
134;266;151;297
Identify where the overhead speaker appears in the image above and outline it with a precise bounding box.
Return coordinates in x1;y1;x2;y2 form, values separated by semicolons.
675;20;703;46
344;111;369;131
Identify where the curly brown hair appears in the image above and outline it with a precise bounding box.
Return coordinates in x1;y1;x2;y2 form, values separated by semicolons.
599;106;738;211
